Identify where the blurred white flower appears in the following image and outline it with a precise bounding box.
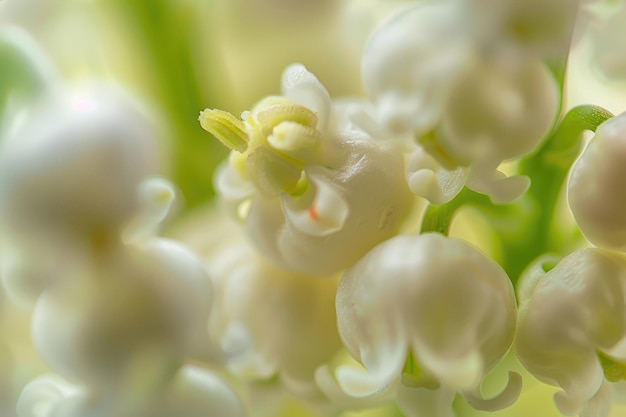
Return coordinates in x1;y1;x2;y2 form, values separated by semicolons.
0;82;160;307
16;366;247;417
202;64;413;275
361;0;559;204
588;1;626;78
458;0;582;59
30;240;211;395
568;112;626;250
317;233;520;417
176;208;342;398
516;247;626;417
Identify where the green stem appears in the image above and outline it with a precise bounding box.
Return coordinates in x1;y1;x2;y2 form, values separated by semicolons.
111;0;226;208
501;104;614;284
420;188;492;236
0;28;57;116
419;105;613;287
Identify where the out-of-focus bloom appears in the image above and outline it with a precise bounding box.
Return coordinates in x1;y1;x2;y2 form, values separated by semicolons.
200;64;413;275
459;0;582;59
361;0;560;204
30;240;211;395
176;207;342;397
587;0;626;79
16;366;247;417
568;112;626;250
317;233;520;417
516;248;626;417
0;83;159;307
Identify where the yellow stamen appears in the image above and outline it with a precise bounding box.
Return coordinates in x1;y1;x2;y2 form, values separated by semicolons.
199;108;249;153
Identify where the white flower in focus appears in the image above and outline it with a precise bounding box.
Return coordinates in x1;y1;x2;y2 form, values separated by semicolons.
516;248;626;417
317;233;520;417
568;112;626;250
202;64;413;275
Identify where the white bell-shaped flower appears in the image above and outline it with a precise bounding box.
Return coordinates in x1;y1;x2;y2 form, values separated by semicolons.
361;2;559;204
188;211;343;395
516;248;626;417
317;233;520;416
436;54;558;203
0;83;159;306
0;82;157;242
568;112;626;250
361;1;474;138
30;240;211;393
202;64;413;275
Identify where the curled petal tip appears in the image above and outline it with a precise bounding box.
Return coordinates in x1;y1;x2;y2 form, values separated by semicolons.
463;371;523;412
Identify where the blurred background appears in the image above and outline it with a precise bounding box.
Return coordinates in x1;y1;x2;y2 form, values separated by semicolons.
3;1;626;416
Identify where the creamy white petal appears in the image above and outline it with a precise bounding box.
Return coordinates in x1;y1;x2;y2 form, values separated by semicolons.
568;112;626;250
516;248;626;414
361;1;474;137
281;63;332;132
406;146;469;204
336;233;517;410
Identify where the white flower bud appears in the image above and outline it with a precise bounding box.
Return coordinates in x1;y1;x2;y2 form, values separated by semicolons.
568;113;626;250
516;248;626;417
318;233;519;415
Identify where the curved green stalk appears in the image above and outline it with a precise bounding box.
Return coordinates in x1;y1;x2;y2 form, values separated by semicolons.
0;28;57;116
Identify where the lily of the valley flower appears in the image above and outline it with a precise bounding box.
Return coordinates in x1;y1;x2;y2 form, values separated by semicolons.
516;248;626;417
568;112;626;251
316;233;520;417
176;207;342;397
200;64;413;275
16;366;247;417
30;237;213;396
361;0;559;204
0;82;159;307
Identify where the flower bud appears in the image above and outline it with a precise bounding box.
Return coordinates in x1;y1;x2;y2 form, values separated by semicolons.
318;233;519;415
516;248;626;417
568;113;626;250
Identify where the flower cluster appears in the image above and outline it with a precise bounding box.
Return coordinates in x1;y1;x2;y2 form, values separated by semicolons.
2;0;626;417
